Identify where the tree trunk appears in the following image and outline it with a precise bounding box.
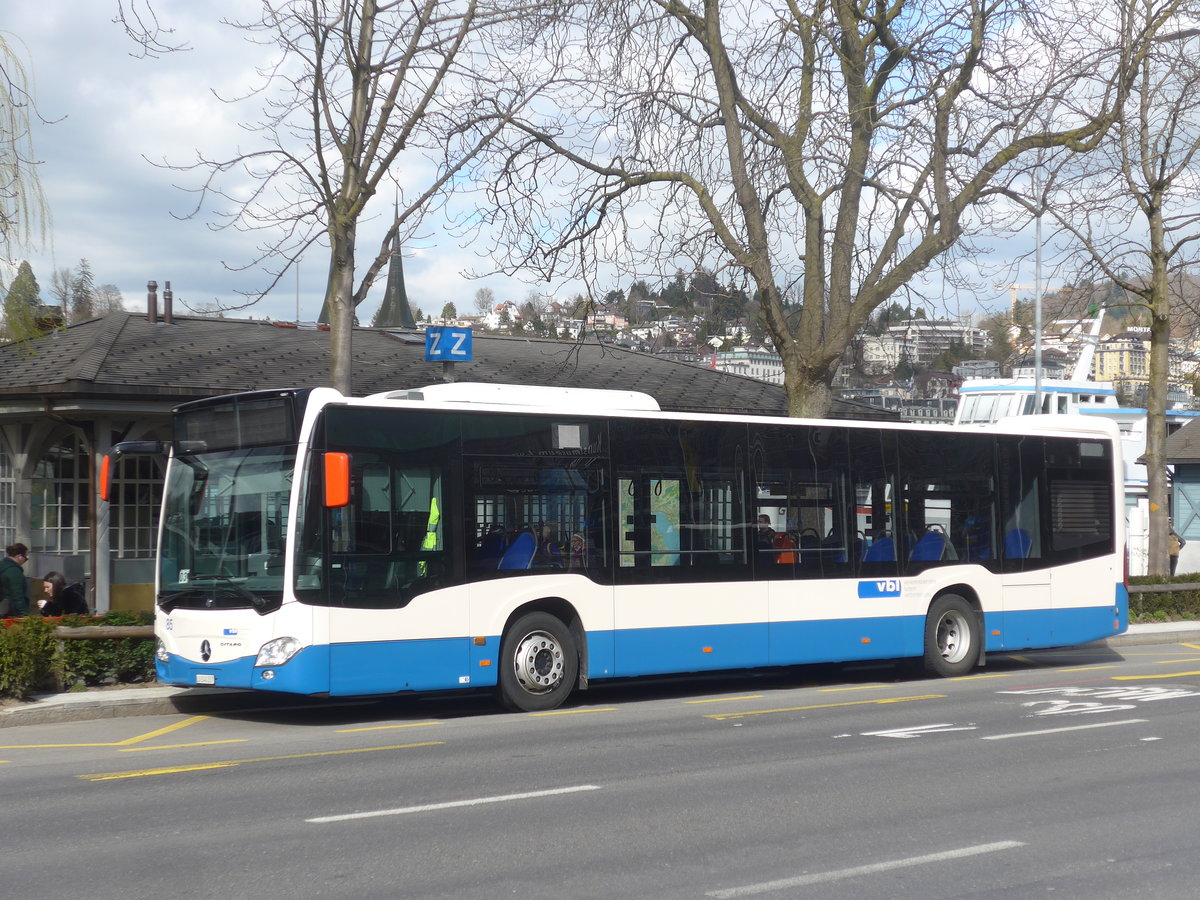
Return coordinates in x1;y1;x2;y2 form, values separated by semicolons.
327;225;357;395
1145;213;1172;576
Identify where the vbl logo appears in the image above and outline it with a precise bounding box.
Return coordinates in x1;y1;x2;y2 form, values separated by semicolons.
858;579;902;598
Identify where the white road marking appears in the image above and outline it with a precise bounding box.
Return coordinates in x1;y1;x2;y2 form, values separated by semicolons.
982;719;1147;741
861;723;977;739
706;840;1026;897
306;784;601;824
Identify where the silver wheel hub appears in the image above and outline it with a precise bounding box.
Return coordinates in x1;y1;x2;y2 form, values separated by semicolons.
512;630;565;694
936;610;971;664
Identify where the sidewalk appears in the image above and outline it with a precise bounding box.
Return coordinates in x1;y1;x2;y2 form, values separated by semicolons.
3;622;1199;728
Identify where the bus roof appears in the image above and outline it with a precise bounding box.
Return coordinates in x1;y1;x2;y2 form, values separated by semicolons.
369;382;662;412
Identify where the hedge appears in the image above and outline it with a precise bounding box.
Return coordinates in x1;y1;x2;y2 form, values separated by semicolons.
1128;575;1200;623
0;611;155;700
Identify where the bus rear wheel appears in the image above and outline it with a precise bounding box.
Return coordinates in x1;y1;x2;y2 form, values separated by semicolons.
497;612;578;712
923;594;981;678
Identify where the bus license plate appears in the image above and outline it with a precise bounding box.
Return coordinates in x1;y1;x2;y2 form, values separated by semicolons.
195;674;216;685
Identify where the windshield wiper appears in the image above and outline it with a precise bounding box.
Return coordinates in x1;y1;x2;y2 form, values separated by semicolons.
180;574;272;610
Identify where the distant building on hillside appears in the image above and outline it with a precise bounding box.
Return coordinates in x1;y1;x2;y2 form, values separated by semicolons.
710;346;783;385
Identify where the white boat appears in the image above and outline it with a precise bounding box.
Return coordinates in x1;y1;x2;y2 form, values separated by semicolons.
953;316;1200;574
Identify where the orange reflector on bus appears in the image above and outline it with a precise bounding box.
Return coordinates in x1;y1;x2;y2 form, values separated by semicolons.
479;660;491;667
992;630;1001;636
473;636;486;646
702;646;713;653
323;452;351;507
861;637;871;644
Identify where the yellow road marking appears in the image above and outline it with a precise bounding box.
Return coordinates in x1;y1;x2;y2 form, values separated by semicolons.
115;715;211;746
705;694;945;721
0;714;211;751
1158;657;1200;664
79;741;445;782
337;721;442;733
0;741;121;750
1056;665;1119;673
1112;670;1200;681
529;707;619;717
819;684;894;693
684;695;764;704
120;739;248;752
83;762;241;780
950;673;1012;680
1182;643;1200;651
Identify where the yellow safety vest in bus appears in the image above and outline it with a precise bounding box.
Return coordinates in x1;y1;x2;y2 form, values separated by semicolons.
418;497;440;575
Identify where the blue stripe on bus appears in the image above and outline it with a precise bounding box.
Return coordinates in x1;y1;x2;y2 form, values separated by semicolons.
156;644;331;695
158;594;1127;696
328;637;475;696
993;604;1124;651
769;615;924;663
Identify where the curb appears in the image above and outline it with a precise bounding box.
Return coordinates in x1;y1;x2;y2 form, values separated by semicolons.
1098;628;1200;648
0;687;336;728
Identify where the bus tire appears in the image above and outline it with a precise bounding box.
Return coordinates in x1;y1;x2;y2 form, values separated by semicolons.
497;611;578;712
923;594;980;678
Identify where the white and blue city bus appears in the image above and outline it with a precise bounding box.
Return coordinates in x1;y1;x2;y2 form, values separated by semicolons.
100;382;1127;711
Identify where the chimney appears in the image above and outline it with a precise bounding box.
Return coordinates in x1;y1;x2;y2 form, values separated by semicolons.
163;281;174;324
147;280;158;323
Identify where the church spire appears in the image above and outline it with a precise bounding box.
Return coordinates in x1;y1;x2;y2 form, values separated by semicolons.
372;229;417;328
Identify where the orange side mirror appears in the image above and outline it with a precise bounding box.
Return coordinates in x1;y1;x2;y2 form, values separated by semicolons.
99;454;113;503
324;452;351;508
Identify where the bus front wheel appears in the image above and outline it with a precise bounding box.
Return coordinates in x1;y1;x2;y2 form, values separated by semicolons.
497;612;578;712
923;594;981;678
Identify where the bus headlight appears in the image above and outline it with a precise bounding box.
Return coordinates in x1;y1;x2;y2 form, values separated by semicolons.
255;636;303;667
155;639;169;663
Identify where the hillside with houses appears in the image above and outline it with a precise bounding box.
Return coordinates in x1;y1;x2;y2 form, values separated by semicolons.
418;274;1200;423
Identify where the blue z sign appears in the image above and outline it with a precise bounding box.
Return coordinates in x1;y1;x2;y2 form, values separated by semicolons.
425;326;473;362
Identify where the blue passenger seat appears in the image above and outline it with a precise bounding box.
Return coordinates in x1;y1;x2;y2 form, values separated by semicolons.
862;536;895;562
1004;528;1032;559
909;530;947;562
498;531;537;570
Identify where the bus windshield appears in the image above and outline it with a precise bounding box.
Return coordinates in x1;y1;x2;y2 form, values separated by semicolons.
158;446;294;613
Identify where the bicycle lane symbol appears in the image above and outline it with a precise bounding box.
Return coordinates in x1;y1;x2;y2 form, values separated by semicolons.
998;685;1200;717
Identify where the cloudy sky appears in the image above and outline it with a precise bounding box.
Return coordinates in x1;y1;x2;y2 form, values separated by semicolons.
5;2;1045;326
4;1;545;323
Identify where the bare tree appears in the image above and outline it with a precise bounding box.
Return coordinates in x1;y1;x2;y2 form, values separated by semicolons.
49;265;71;311
94;283;127;314
473;285;496;314
174;0;526;393
483;0;1185;417
1039;19;1200;575
114;0;190;57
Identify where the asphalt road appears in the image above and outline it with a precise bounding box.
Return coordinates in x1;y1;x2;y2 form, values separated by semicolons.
5;639;1200;899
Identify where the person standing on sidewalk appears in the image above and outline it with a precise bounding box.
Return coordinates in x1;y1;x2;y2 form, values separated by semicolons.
1169;523;1185;576
0;543;30;617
